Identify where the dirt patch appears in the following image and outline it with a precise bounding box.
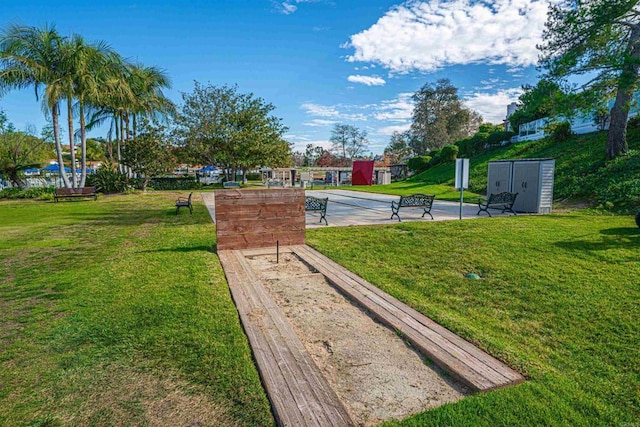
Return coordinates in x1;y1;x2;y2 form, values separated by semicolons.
247;253;468;426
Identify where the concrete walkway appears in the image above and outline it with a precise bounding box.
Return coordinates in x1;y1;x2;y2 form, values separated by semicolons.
201;189;515;228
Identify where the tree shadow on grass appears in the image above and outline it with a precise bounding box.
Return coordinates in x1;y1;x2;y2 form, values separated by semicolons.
140;244;217;254
554;226;639;258
66;208;208;227
599;227;640;237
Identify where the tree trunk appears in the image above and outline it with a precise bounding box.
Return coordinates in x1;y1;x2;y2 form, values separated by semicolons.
79;102;88;187
9;169;27;189
607;27;640;159
607;91;631;159
107;137;113;163
117;114;123;174
67;97;77;188
52;104;71;188
124;114;132;178
133;114;137;140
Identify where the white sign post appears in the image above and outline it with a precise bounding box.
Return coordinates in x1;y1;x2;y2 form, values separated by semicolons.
455;158;469;220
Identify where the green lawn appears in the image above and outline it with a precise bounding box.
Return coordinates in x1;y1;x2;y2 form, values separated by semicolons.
1;193;638;426
307;212;639;426
0;193;272;426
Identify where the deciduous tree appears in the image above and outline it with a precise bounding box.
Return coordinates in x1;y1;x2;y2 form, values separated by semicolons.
329;124;368;164
121;121;175;191
410;78;479;154
176;83;291;180
0;111;52;188
384;131;412;164
508;80;565;132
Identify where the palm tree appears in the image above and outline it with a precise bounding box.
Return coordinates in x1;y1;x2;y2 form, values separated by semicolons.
0;23;71;187
126;63;175;139
86;61;174;177
63;35;115;187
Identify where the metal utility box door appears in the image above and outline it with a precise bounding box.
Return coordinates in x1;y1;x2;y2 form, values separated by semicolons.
487;162;512;194
487;159;555;213
512;162;541;212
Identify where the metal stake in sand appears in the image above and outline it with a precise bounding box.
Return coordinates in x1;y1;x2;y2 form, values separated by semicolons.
276;240;279;264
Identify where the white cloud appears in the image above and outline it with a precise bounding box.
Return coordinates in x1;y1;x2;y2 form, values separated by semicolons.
303;119;340;127
279;0;321;15
345;0;552;72
301;102;367;121
347;75;387;86
301;103;341;118
373;92;414;121
281;2;297;14
376;123;412;136
463;88;523;123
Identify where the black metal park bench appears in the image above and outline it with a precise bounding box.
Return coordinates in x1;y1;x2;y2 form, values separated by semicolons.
305;196;328;225
477;192;518;217
390;193;435;222
175;192;193;214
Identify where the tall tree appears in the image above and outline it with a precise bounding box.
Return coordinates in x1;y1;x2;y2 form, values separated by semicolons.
409;78;478;154
0;110;52;188
539;0;640;158
0;23;71;187
508;79;566;132
176;82;291;179
329;124;369;164
384;131;413;164
121;120;176;191
65;35;116;187
304;143;325;166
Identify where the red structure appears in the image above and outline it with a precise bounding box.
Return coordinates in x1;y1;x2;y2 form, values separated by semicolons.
352;160;374;186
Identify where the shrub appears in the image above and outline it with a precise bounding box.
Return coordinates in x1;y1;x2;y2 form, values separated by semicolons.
0;186;55;200
245;173;261;181
407;156;432;174
439;145;459;163
545;121;573;143
627;115;640;129
144;177;199;191
485;131;514;147
429;149;441;166
86;168;129;194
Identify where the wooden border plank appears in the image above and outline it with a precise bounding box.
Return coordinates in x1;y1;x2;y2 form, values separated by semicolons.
291;245;525;392
218;250;354;427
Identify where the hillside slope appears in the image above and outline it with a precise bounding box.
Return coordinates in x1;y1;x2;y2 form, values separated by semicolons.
410;126;640;212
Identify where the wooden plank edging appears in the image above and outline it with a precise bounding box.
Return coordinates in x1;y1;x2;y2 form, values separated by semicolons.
291;245;525;392
218;250;355;427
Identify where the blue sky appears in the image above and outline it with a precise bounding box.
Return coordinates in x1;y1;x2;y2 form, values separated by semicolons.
1;0;551;154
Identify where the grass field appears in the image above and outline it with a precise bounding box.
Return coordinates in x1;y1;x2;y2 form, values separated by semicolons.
308;212;639;426
0;193;272;426
1;193;638;426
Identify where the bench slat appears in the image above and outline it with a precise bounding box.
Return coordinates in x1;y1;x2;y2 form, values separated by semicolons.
54;187;97;202
477;192;518;217
391;193;435;222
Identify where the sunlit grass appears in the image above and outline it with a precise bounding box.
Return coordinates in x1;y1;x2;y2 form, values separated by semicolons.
2;192;638;426
307;212;640;426
0;193;273;426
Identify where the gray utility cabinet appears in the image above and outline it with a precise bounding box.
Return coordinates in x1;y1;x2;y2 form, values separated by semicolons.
487;159;555;213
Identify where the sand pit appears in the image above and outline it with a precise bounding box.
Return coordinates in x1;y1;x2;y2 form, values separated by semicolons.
246;252;469;426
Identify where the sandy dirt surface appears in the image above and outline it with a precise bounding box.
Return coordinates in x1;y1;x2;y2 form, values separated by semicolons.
246;253;469;426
